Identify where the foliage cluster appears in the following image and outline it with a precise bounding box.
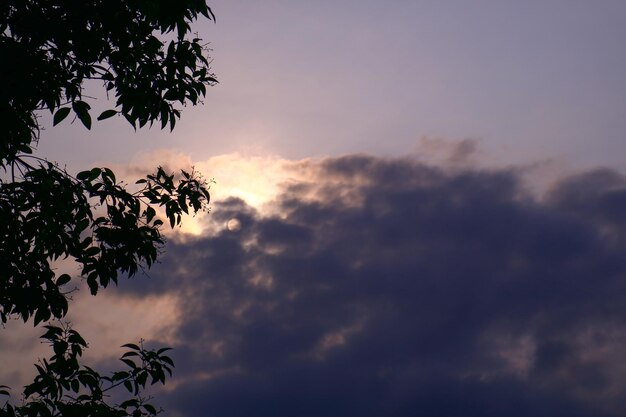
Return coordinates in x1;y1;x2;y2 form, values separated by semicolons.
1;325;174;417
0;1;217;415
1;0;217;161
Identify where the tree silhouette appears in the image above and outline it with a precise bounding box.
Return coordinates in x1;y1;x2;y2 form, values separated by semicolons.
0;1;216;415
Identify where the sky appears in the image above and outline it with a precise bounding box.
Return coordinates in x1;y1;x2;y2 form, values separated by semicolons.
4;1;626;416
36;0;626;171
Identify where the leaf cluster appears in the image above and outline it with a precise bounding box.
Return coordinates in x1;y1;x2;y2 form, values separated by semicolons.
0;324;173;417
0;156;211;325
0;0;217;163
1;1;217;415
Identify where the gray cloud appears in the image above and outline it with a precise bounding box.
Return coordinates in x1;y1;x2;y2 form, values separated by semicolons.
122;155;626;417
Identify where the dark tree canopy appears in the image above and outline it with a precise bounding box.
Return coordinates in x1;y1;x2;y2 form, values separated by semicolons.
1;0;216;161
0;1;217;416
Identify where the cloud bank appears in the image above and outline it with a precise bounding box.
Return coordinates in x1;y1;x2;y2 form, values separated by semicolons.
107;151;626;417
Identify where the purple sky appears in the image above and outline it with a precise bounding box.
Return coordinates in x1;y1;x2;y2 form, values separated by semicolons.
36;0;626;171
6;2;626;417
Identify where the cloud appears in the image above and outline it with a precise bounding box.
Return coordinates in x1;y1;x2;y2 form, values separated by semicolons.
413;136;480;167
107;152;626;416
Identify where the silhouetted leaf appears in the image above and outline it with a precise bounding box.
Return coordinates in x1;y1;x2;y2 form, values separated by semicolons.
77;170;91;180
72;101;92;129
33;308;50;326
121;343;140;351
53;108;71;126
97;110;117;121
121;359;137;369
123;380;133;393
56;274;71;286
88;167;101;181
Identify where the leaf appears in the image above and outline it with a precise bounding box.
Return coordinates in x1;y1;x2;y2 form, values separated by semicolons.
178;194;189;214
123;112;137;130
72;100;92;129
76;218;89;233
68;331;87;347
160;106;169;129
77;170;91;181
145;206;156;223
33;307;50;326
160;356;174;367
53;340;68;356
85;246;100;256
136;371;148;387
23;384;37;399
53;107;71;126
88;167;101;181
163;89;178;101
97;109;117;120
56;274;71;286
121;358;137;369
121;343;140;350
17;143;33;154
208;6;216;22
112;371;130;381
123;380;133;393
103;167;116;183
43;325;63;335
120;399;139;408
78;373;96;388
87;276;99;295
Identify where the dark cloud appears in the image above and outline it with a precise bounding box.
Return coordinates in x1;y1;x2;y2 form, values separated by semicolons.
125;155;626;416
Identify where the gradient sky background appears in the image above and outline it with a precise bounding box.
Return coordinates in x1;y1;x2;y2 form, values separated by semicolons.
4;1;626;417
36;0;626;171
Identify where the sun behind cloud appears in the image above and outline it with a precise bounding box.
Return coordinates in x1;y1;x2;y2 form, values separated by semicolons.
119;150;318;236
